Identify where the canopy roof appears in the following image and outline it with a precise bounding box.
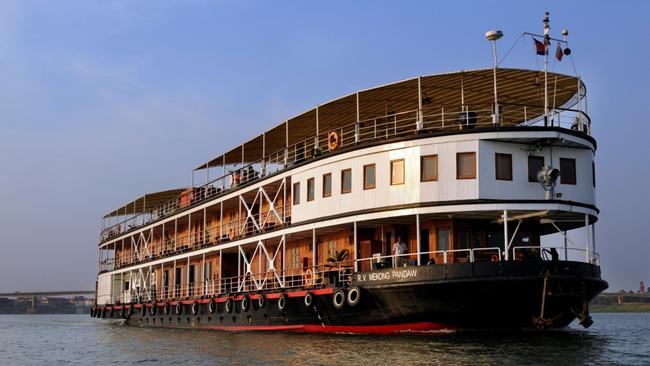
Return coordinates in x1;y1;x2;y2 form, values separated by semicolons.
104;188;187;218
196;68;583;170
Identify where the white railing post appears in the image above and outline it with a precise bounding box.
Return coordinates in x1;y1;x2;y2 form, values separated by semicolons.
503;210;509;260
416;214;421;265
353;221;358;272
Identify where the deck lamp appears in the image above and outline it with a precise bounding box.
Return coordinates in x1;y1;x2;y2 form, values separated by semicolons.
485;30;503;126
537;166;560;200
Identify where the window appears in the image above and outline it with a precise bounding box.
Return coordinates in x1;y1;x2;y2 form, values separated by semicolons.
290;248;301;270
528;156;544;182
495;153;512;181
363;164;376;189
437;230;449;251
322;173;332;197
390;159;405;185
421;155;438;181
456;152;476;179
560;158;576;185
292;182;300;205
341;169;352;193
307;178;315;201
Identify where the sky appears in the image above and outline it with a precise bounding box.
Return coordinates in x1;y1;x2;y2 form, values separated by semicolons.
0;0;648;293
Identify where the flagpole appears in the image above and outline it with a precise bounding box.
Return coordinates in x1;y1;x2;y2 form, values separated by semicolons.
543;12;550;127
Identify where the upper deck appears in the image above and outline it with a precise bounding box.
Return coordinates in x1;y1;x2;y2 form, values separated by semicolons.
100;68;591;244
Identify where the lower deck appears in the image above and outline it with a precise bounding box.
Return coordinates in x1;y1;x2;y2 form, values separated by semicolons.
93;260;607;331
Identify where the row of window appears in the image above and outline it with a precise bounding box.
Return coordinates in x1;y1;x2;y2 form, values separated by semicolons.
497;154;578;185
292;153;583;204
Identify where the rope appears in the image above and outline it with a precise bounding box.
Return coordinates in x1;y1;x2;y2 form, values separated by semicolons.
498;32;524;66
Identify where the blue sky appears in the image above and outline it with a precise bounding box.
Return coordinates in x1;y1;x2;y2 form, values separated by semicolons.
0;0;648;292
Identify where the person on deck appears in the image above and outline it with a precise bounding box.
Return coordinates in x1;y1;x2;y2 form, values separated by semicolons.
393;236;407;267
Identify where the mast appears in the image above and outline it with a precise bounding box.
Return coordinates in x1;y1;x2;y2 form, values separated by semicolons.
543;12;550;127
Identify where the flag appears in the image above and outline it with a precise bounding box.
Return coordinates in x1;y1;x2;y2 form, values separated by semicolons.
555;44;564;61
533;38;548;56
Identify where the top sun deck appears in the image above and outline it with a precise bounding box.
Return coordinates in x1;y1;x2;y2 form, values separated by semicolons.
100;68;590;243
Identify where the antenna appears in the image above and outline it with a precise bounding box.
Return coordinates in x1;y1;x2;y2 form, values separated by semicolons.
485;30;503;126
543;12;550;127
523;13;572;127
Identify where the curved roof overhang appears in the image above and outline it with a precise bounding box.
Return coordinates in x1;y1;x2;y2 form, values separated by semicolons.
103;188;187;218
196;68;583;170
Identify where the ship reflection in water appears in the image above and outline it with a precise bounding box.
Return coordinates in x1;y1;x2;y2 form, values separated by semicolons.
2;314;648;365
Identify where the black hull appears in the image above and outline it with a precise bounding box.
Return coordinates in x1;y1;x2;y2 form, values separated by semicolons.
93;261;607;333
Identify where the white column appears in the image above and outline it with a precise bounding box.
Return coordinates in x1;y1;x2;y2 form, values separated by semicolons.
312;228;317;274
282;234;286;286
353;222;358;272
416;214;421;265
503;210;509;260
355;92;360;143
187;256;190;297
417;77;423;130
202;253;206;295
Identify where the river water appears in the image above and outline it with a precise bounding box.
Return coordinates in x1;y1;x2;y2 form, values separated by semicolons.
0;313;648;365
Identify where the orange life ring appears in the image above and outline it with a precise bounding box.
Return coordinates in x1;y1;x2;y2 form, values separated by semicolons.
303;269;314;286
328;131;339;151
491;254;499;262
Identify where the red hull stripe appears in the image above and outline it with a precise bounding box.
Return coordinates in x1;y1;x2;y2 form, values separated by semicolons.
287;290;308;298
201;322;452;334
312;288;334;295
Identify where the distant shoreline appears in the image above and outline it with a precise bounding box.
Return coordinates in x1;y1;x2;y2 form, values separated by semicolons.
591;303;650;313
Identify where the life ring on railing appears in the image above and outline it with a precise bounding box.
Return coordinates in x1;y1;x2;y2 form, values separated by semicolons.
140;305;147;317
191;301;199;315
175;302;183;315
163;302;170;315
303;269;314;287
257;294;266;308
327;131;339;151
490;255;499;262
150;302;157;316
208;299;216;314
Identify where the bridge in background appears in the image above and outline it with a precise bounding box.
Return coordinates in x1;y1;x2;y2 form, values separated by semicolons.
0;291;95;314
0;290;95;297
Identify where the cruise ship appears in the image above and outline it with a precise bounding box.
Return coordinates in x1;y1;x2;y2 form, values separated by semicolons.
92;19;607;333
